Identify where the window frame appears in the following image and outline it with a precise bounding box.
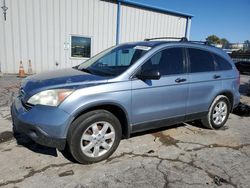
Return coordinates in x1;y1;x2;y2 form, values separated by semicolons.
186;47;216;74
70;34;93;60
132;46;187;79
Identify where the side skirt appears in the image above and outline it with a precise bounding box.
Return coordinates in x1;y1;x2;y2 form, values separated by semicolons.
130;112;207;134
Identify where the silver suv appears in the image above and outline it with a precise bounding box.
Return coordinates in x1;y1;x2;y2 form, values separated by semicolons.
11;38;240;164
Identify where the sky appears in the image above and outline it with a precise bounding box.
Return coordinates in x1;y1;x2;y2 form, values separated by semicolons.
129;0;250;43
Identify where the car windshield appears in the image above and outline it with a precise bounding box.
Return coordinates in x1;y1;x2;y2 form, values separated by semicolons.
77;44;151;76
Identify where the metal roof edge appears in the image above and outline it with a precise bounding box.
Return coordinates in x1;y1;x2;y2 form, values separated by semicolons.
117;0;193;18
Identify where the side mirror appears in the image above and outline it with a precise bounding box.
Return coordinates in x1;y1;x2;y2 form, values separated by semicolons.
136;69;161;80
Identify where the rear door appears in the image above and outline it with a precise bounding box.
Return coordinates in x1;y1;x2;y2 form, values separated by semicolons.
131;47;189;131
186;48;222;116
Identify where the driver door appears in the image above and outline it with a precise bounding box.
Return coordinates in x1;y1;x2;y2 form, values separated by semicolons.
131;47;189;132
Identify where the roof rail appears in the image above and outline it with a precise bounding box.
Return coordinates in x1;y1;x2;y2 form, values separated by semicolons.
144;37;188;41
187;40;212;45
144;37;212;46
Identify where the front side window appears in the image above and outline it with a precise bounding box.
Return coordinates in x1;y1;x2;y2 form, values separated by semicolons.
188;48;215;73
71;36;91;58
141;48;184;75
77;44;150;76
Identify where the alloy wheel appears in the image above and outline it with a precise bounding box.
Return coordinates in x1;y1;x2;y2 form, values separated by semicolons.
80;121;115;158
212;101;228;125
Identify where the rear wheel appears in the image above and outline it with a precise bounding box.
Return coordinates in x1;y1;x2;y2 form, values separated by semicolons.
201;95;230;129
68;110;122;164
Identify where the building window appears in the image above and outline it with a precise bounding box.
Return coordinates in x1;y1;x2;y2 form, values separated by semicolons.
71;36;91;58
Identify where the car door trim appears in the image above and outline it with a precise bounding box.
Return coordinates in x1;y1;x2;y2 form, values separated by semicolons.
131;112;207;133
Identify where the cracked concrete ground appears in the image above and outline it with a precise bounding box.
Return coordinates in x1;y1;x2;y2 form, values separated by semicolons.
0;75;250;188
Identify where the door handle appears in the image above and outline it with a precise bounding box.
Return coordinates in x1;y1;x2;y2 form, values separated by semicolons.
213;75;221;79
175;78;187;83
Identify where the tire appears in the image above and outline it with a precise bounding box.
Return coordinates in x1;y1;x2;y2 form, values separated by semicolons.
201;95;230;129
67;110;122;164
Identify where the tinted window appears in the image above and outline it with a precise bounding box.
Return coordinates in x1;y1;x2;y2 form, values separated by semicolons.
214;54;232;70
188;48;215;73
142;48;184;75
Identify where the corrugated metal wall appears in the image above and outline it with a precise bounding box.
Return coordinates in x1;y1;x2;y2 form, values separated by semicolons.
120;5;187;43
0;0;188;74
0;0;117;73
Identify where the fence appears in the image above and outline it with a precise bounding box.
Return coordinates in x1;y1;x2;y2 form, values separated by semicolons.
229;52;250;63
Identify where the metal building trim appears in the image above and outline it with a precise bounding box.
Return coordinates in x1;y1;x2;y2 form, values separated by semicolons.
117;0;193;18
185;17;192;39
116;1;121;45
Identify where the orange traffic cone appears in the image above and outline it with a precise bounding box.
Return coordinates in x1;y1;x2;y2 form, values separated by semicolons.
28;60;33;75
19;61;25;78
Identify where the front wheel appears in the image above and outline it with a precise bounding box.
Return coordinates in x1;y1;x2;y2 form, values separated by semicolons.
68;110;122;164
201;95;230;129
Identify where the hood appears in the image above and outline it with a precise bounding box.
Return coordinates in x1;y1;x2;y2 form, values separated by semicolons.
20;68;109;101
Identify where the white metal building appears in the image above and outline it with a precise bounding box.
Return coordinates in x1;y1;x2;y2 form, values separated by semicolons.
0;0;192;73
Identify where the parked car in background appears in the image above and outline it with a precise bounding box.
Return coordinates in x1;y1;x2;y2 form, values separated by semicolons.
235;61;250;75
11;38;240;164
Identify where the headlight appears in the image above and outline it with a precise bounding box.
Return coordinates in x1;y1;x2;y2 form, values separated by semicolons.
27;89;74;106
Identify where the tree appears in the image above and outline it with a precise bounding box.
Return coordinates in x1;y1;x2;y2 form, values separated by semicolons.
205;35;231;49
220;38;230;49
206;35;221;44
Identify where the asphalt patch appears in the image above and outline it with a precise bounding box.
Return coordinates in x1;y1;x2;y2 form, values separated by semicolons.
147;150;155;154
2;148;12;152
213;175;228;186
233;102;250;117
152;132;179;147
0;131;14;143
58;170;74;177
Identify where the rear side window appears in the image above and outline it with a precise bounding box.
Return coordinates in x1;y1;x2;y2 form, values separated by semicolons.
188;48;215;73
142;48;184;75
213;54;232;71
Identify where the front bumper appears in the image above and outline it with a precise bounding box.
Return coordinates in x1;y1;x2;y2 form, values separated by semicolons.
11;97;72;150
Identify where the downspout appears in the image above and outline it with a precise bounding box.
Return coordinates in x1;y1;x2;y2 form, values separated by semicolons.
116;1;121;45
185;17;191;40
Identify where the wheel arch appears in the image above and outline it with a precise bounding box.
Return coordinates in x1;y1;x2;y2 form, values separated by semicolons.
68;102;131;139
212;91;234;111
